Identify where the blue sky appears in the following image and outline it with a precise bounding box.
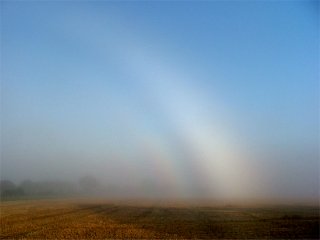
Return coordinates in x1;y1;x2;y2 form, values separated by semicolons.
1;1;319;201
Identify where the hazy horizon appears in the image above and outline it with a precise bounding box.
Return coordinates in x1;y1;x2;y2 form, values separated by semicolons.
1;1;319;204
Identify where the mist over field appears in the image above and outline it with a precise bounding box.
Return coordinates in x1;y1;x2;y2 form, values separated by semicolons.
1;1;319;205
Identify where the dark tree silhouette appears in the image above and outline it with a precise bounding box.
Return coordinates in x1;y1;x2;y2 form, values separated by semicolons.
0;180;24;198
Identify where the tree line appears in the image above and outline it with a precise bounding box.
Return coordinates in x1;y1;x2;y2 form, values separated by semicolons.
0;176;101;199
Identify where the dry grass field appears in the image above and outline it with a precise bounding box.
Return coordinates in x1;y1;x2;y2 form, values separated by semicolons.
0;198;319;239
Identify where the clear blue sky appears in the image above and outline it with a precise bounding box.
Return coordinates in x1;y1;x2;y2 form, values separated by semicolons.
1;1;319;201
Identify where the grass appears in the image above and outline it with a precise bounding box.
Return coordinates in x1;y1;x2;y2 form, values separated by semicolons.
0;198;319;239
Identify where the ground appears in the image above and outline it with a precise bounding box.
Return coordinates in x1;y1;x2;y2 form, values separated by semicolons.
0;198;319;239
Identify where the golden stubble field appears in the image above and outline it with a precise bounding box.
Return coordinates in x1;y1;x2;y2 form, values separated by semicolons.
0;198;319;239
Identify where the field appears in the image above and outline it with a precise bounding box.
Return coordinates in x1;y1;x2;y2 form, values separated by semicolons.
0;198;319;239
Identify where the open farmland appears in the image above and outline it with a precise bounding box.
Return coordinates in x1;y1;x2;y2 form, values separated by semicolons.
0;199;319;239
